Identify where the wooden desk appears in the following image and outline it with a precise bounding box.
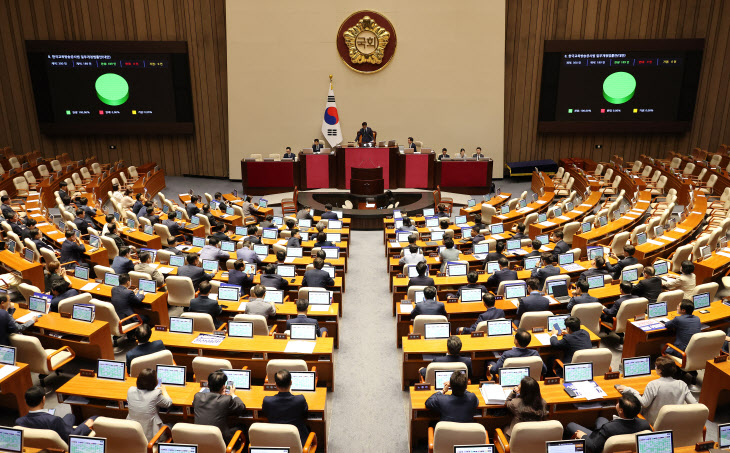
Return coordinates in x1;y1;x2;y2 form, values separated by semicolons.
699;359;730;421
459;193;511;219
56;374;329;451
132;167;166;198
694;249;730;285
13;309;114;360
408;372;655;450
34;218;110;268
0;250;44;288
529;191;602;238
401;329;600;390
150;330;336;391
622;300;730;359
0;362;32;416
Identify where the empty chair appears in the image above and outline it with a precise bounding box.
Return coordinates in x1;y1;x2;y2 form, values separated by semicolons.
429;421;488;453
38;164;50;178
669;244;692;272
90;299;142;346
99;235;120;261
481;204;496;224
422;362;469;386
610;232;630;257
693;282;718;300
266;359;310;383
233;313;274;336
602;298;648;334
494;420;563;453
412;315;448;336
93;265;115;283
92;417;150;453
181;312;218;332
562;222;580;245
571;302;603;335
17;283;41;304
13;176;30;197
250;153;263;161
248;422;314;453
652;404;709;447
129;349;174;377
192;357;232;382
603;431;651;453
518;311;553;331
570;348;612;375
50;160;62;172
166;276;195;308
9;334;75;386
501;356;544;380
55;292;93;314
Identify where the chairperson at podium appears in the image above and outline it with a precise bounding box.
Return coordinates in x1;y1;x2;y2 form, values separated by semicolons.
356;122;375;146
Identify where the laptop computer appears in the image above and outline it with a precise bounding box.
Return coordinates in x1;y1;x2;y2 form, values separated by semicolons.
97;359;126;381
139;278;156;295
434;369;466;390
486;319;512;337
202;259;219;274
558;253;583;272
692;292;711;310
486;261;500;274
447;262;467;277
322;246;339;259
191;237;205;247
0;427;23;453
262;228;278;239
156;364;186;386
169;255;185;267
636;232;647;245
71;304;94;323
218;286;240;302
563;362;593;383
431;231;444;241
104;273;121;287
276;264;296;278
489;223;504;235
460;288;482;303
719;423;730;449
621;356;651;378
254;244;269;257
28;295;49;314
636;431;673;453
587;246;603;260
647;301;669;321
547;315;569;331
74;265;90;281
221;241;236;252
546;280;570;302
69;436;107;453
396;231;412;243
264;290;284;304
523;256;541;271
581;222;592;233
228;321;253;338
424;322;450;339
621;268;639;282
308;291;331;305
286;247;303;258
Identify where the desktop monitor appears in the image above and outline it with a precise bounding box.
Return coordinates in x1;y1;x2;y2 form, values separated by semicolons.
162;205;170;214
308;291;331;305
139;279;157;294
506;239;521;251
563;362;594;383
244;263;257;274
333;210;343;219
537;213;548;223
504;283;527;299
587;275;605;289
328;219;343;229
221;241;236;252
74;265;90;281
486;319;513;337
447;262;467;277
473;243;490;255
553;207;562;217
394;219;403;229
461;227;473;238
636;431;673;453
264;290;284;304
489;223;504;235
144;225;154;235
396;231;412;242
520;198;528;208
157;365;186;386
558;253;574;265
719;423;730;448
6;238;16;253
454;446;495;453
460;288;482;303
272;216;283;225
140;248;158;262
254;244;269;256
224;369;251;390
72;304;94;322
104;273;121;286
621;268;638;282
202;259;219;273
636;232;647;245
69;436;107;453
598;215;608;227
298;218;312;228
0;345;16;366
300;232;310;241
169;255;185;267
536;234;549;245
500;205;510;214
235;226;247;236
23;248;34;263
545;440;585;453
499;367;530;387
262;228;278;239
700;245;712;260
326;232;341;242
425;216;439;228
424;322;450;339
0;427;22;453
406;265;420;278
159;444;197;453
190;216;200;226
435;370;464;390
290;371;316;392
621;356;651;378
290;323;316;340
228;321;254;338
218;286;240;302
277;265;296;278
546;280;568;297
587;247;603;260
191;237;205;248
392;210;402;218
423;208;435;216
28;295;48;314
322;246;339;259
431;231;444;241
647;301;668;319
581;222;592;233
547;315;569;331
486;261;500;274
170;316;194;334
523;256;541;271
455;215;468;225
126;219;135;229
258;198;268;208
286;246;303;258
97;359;125;381
692;292;711;309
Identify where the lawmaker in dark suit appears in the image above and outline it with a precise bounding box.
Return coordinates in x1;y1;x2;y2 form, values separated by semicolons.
460;272;488;297
407;137;416;149
193;371;246;445
111;273;145;319
602;282;637;322
60;230;86;264
228;259;254;292
512;223;529;240
312;139;323;153
177;254;213;290
489;329;546;377
186;195;201;218
132;193;145;215
189;281;223;328
126;324;167;370
516;278;550;320
111;247;135;275
424;370;478;423
163;211;183;237
283;146;296;159
566;280;600;312
485;240;508;262
286;299;327;337
459;294;506;334
320;203;338;220
419;336;473;378
16;387;95;443
530;253;561;288
549;316;593;363
606;244;639;279
472;147;484;159
550;230;570;259
49;280;79;313
259;263;290;291
664;300;702;354
263;369;311;445
29;229;53;251
408;261;435;289
302;257;334;288
566;393;651;453
487;257;517;288
410;286;447;320
164;237;184;256
0;295;37;345
631;266;662;303
438;148;450;160
578;256;611;281
355;122;374;144
73;209;90;235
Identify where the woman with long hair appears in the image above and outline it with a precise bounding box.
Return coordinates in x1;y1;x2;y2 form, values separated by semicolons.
504;376;548;437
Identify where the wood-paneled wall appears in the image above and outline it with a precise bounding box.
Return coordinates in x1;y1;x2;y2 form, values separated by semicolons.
0;0;228;177
505;0;730;165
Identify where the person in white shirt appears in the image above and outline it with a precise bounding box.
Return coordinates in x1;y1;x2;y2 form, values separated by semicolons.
616;356;696;425
120;189;135;210
662;260;696;300
112;183;124;202
399;244;425;266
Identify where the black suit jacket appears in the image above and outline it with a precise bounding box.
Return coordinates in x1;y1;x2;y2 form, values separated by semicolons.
356;127;374;143
286;314;323;337
60;240;85;264
463;307;506;333
0;309;34;346
125;339;166;370
424;391;479;422
606;255;639;279
516;292;550;320
549;329;592;363
487;268;518;287
566;293;600;312
320;211;338;220
260;274;290;291
163;219;182;237
302;269;334;288
111;286;145;319
50;289;79;313
15;411;92;443
262;392;310;445
551;240;571;258
177;265;212;290
193;392;246;444
631;276;662;303
312;144;323;152
583;417;652;453
578;267;611;281
431;354;473;379
189;296;223;328
227;269;254;290
407;275;435;289
73;217;90;235
604;294;638;318
410;299;447;320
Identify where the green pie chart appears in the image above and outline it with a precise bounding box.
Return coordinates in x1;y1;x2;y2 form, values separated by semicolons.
602;72;636;104
95;73;129;106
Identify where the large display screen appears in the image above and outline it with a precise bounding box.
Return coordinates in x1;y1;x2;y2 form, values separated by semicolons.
26;40;194;135
538;39;703;133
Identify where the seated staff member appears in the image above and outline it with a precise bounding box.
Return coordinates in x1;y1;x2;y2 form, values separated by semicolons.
286;229;302;248
424;370;478;422
399;244;425;266
105;223;126;251
606;244;638;280
530;252;560;288
302;257;335;288
616;356;696;425
209;224;229;243
260;263;290;291
631;266;662;303
438;148;450;160
566;393;650;453
486;240;507;262
296;205;313;220
164;237;183;256
487;257;517;287
504;376;548;437
245;284;277;319
489;329;546;378
162;210;183;238
548;316;592;364
262;369;311;446
283;146;296;159
419;335;472;379
60;229;86;264
578;256;610;281
236;239;262;264
126;324;166;370
472;147;484;159
312;138;323;153
111;273;146;321
515;278;549;321
410;286;447;320
461;271;487;295
313;232;333;248
112;246;135;275
566;279;599;312
601;282;637;322
189;281;224;329
662;260;696;300
178;253;213;290
134;251;164;286
407;261;435;288
29;228;53;252
407;137;416;149
228;259;254;292
286;299;327;337
459;293;505;334
193;371;246;446
663;299;701;358
16;386;96;443
0;294;37;345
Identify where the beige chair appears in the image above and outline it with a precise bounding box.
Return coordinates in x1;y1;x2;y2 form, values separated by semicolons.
669;244;693;272
494;420;563;453
518;311;553;330
13;426;69;451
13;176;30;197
23;170;38;187
55;292;93;314
192;357;232;382
94;265;115;282
181;312;219;332
610;232;630;257
693;282;719;300
129;349;174;377
17;282;41;304
407;285;428;302
653;404;708;447
501;356;544;380
543;274;570;293
233;313;275;336
571;303;603;335
562;222;580;245
153;223;173;246
92;417;150;453
195;213;212;236
662;330;726;373
99;235;120;261
412;315;449;336
422;362;469;386
249;422;314;453
38;164;51;177
50;159;62;172
266;359;310;383
90;299;142;345
603;430;651;453
621;263;644;281
166;276;195;308
495;280;526;297
656;289;683;312
481;204;496;224
9;334;75;387
171;422;243;453
429;421;488;453
601;297;648;334
569;348;612;375
297;287;330;301
250;154;263;161
127;165;140;181
40;247;59;266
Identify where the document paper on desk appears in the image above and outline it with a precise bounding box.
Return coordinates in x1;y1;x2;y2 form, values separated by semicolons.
285;257;296;263
80;282;99;292
534;333;552;345
480;384;511;404
569;381;607;401
285;340;316;354
0;364;19;380
539;221;556;227
158;267;174;274
15;313;36;323
191;334;225;346
309;305;330;312
717;251;730;259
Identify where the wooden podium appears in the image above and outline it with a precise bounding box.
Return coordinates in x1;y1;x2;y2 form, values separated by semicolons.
350;167;384;195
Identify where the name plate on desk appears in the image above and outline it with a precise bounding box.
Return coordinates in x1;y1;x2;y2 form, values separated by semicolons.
408;334;421;340
494;296;503;300
264;384;278;391
714;355;728;363
396;274;405;278
471;332;484;338
414;384;431;391
155;326;168;331
447;297;458;303
274;333;287;340
79;369;95;377
437;273;446;277
604;371;620;380
60;312;71;318
694;441;714;451
532;327;545;333
476;270;485;275
544;377;560;385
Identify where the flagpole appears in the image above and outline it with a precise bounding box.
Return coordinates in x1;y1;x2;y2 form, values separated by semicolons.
329;74;333;89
